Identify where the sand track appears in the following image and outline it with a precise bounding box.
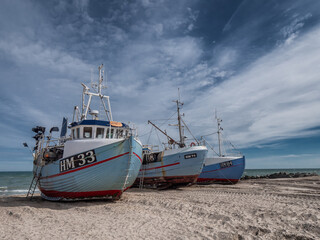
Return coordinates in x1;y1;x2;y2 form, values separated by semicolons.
0;176;319;239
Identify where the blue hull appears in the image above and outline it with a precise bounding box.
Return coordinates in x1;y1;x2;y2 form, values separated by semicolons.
135;146;207;187
36;136;142;200
197;156;245;184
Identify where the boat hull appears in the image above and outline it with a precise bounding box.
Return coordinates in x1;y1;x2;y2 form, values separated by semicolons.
35;136;142;201
197;156;245;184
135;146;207;188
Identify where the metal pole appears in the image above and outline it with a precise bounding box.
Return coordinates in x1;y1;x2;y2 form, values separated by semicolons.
217;117;222;157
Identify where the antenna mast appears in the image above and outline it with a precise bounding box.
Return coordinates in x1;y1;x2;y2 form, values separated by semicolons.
215;110;223;157
173;88;185;147
98;64;103;95
80;64;113;121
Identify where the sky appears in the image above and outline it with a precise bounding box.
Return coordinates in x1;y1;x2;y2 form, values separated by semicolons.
0;0;320;171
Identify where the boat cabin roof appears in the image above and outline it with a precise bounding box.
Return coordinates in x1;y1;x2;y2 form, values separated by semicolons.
70;120;129;128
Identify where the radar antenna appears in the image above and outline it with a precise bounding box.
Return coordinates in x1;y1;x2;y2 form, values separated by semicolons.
80;64;113;121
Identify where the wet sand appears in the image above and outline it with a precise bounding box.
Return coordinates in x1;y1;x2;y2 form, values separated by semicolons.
0;176;319;240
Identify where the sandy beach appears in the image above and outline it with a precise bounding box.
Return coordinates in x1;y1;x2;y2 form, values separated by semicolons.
0;176;319;240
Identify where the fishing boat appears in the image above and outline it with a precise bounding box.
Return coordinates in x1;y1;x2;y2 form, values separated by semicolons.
135;97;208;188
197;115;245;184
27;64;142;201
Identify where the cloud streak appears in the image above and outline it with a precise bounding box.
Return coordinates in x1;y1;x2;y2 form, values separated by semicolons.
185;25;320;147
0;0;320;170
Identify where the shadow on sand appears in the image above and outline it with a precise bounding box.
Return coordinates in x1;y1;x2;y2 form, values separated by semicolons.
0;194;120;210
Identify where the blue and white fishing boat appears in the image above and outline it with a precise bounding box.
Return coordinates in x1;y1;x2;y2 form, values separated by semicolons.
135;98;208;188
197;115;245;184
28;64;142;201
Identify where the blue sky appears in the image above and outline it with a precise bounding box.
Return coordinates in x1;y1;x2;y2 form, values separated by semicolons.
0;0;320;171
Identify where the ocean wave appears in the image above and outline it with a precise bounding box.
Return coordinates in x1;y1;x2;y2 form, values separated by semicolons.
0;189;27;193
0;189;40;195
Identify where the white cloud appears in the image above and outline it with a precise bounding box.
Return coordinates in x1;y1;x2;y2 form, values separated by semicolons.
280;13;312;46
1;0;320;170
0;37;92;77
153;23;163;37
161;37;203;68
140;0;151;8
184;26;320;148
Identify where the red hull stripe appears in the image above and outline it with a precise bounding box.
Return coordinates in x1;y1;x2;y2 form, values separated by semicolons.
40;188;122;198
42;152;130;179
140;162;180;171
197;178;239;183
133;152;142;163
202;163;243;173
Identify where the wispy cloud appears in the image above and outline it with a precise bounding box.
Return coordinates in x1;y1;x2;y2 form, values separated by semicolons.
279;13;313;46
0;38;92;77
0;0;320;170
185;26;320;147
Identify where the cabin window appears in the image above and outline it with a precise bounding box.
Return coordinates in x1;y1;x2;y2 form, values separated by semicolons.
76;128;80;139
83;127;92;138
118;129;123;138
96;127;104;138
110;128;114;138
106;128;110;138
125;130;130;137
72;129;75;139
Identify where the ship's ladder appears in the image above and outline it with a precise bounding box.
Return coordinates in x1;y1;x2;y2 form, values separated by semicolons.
26;165;42;200
139;163;146;189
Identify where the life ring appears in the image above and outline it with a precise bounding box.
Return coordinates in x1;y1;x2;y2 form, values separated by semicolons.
190;142;196;147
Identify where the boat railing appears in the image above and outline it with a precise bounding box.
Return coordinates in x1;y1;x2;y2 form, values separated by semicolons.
129;127;138;138
152;139;206;151
44;137;64;148
142;144;160;153
35;137;63;153
184;139;206;147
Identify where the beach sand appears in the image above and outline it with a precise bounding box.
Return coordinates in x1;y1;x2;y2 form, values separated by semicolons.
0;176;319;240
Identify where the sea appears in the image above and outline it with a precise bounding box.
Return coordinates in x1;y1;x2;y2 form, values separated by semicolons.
0;171;39;196
1;169;320;196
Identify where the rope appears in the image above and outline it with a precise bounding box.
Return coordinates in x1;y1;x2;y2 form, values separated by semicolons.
201;132;217;137
155;126;162;146
216;164;237;185
146;126;154;145
222;133;242;155
138;111;177;137
202;137;219;156
180;118;199;145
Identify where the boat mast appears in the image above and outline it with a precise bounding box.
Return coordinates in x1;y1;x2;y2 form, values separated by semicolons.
215;111;223;157
80;64;113;121
98;64;103;95
173;88;185;147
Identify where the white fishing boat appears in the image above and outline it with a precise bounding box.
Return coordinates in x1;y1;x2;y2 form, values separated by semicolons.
27;64;143;201
135;97;208;188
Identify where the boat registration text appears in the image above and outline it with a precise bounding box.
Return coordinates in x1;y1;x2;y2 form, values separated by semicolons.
60;150;97;172
184;153;197;159
220;161;233;169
